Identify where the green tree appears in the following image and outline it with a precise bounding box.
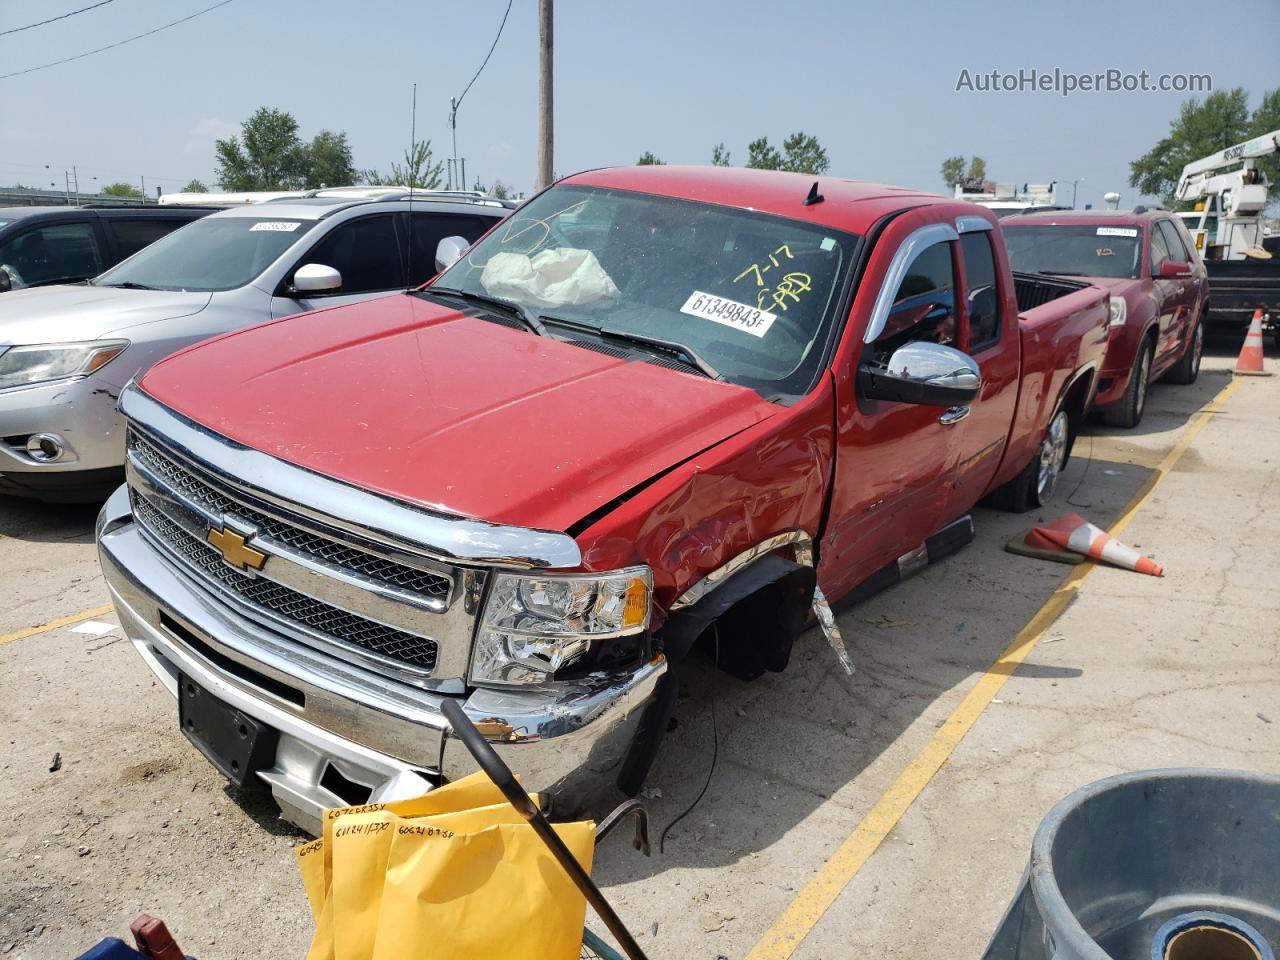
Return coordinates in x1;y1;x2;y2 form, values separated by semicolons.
360;139;444;189
965;156;986;181
100;182;142;197
1248;88;1280;195
215;107;311;191
746;133;830;174
306;130;356;188
780;131;830;175
1128;87;1263;205
636;151;665;165
746;136;783;170
182;179;209;193
940;155;965;189
711;142;731;167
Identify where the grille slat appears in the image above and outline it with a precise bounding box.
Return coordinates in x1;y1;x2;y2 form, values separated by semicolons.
129;433;451;600
132;494;438;671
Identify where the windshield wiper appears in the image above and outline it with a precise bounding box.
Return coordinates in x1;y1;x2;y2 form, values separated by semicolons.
1037;270;1087;277
426;287;546;336
96;280;156;290
544;317;721;380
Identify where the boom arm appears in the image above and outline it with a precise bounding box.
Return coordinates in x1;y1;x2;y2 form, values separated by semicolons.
1177;129;1280;201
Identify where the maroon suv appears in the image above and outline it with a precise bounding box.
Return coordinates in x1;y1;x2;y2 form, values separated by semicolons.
1003;209;1208;427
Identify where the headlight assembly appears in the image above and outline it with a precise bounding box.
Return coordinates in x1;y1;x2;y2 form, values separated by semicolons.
0;341;128;391
1108;297;1127;327
470;567;652;686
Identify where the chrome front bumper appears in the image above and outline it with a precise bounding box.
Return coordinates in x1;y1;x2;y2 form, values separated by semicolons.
97;486;667;834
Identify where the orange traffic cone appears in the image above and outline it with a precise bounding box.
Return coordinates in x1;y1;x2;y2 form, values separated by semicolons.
1030;513;1164;576
1233;309;1271;376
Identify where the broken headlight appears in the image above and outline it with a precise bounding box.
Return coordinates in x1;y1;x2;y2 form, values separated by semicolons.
469;567;652;686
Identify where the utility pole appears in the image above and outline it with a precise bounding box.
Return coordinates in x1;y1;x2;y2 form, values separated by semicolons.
537;0;553;191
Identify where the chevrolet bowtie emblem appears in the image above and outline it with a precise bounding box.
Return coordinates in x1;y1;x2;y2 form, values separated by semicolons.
207;526;267;572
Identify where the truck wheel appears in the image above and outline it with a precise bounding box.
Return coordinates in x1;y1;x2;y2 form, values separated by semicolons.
1102;339;1153;429
990;409;1071;513
1165;317;1203;385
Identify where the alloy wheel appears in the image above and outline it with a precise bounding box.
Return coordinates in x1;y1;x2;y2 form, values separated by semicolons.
1037;410;1070;503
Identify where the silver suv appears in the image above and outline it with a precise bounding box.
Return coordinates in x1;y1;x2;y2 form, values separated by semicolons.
0;194;507;501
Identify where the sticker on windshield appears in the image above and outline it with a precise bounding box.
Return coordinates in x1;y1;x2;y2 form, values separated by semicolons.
1096;227;1138;238
249;221;302;232
681;291;777;338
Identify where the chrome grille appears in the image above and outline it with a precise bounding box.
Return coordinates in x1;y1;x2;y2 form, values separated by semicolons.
132;493;438;671
128;431;451;601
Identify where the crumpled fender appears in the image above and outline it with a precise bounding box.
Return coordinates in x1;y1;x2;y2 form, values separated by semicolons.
575;376;835;624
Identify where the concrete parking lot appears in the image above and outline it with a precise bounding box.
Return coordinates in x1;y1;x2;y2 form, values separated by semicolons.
2;336;1277;960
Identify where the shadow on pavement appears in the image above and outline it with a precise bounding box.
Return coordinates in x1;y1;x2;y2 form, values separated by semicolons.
0;495;102;545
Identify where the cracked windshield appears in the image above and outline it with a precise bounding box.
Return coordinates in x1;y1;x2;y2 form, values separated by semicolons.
431;184;858;393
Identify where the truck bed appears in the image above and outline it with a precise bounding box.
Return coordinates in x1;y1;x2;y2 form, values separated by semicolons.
990;273;1110;493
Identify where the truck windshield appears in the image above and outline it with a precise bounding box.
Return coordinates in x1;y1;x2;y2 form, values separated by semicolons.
1004;224;1142;280
93;217;315;292
430;184;858;394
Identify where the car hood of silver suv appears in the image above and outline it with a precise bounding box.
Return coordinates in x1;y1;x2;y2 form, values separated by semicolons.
0;283;212;345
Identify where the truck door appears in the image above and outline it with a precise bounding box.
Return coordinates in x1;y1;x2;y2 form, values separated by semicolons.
945;222;1020;514
821;215;967;602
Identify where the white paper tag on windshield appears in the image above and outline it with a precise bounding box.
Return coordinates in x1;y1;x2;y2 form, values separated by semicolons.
249;221;302;232
1096;227;1138;238
680;290;777;338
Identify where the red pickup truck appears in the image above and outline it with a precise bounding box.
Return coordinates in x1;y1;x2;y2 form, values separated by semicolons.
96;167;1109;833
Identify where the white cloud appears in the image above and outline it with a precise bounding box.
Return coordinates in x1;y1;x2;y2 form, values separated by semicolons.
184;118;240;155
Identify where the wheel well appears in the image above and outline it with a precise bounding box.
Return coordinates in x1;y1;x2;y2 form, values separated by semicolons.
1059;369;1095;457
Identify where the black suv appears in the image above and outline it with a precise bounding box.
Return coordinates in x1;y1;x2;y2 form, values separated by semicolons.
0;205;214;292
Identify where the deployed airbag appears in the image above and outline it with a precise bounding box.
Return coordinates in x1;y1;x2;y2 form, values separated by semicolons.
480;248;619;309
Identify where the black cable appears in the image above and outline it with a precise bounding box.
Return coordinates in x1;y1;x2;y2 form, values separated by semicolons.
0;0;233;80
0;0;116;37
659;626;720;854
453;0;514;113
1065;432;1094;508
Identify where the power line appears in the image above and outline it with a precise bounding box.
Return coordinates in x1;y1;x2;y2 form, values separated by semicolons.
0;0;117;37
0;0;233;80
453;0;514;113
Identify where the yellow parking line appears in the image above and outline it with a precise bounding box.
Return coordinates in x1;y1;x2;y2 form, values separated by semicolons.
745;376;1242;960
0;603;116;647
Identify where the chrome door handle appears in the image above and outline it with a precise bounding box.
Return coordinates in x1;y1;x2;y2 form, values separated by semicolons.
939;405;970;425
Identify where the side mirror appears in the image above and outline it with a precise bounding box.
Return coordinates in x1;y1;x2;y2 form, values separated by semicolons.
0;268;10;294
1157;259;1192;279
860;341;981;407
292;263;343;294
435;235;469;273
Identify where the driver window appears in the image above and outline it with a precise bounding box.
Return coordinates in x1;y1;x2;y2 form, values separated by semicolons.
874;240;957;355
1148;225;1171;276
297;214;401;294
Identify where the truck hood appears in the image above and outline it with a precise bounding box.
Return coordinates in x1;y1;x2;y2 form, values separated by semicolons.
139;294;776;532
0;284;212;344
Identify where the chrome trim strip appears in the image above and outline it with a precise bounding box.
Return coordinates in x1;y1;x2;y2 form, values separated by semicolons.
121;384;583;570
863;222;960;344
669;530;812;611
955;215;993;234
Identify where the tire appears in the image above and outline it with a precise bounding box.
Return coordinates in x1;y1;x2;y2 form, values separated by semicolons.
990;408;1071;513
1102;338;1153;429
1165;315;1203;385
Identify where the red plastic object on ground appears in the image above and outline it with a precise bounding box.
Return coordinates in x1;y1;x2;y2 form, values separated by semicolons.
130;915;187;960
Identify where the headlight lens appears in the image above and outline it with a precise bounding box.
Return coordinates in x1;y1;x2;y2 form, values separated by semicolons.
0;341;128;390
470;567;652;686
1108;297;1127;327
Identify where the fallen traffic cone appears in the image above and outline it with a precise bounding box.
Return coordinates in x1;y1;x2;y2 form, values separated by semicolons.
1233;309;1271;376
1029;513;1164;576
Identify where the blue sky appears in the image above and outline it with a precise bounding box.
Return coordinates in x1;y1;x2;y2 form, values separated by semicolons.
1;0;1276;208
